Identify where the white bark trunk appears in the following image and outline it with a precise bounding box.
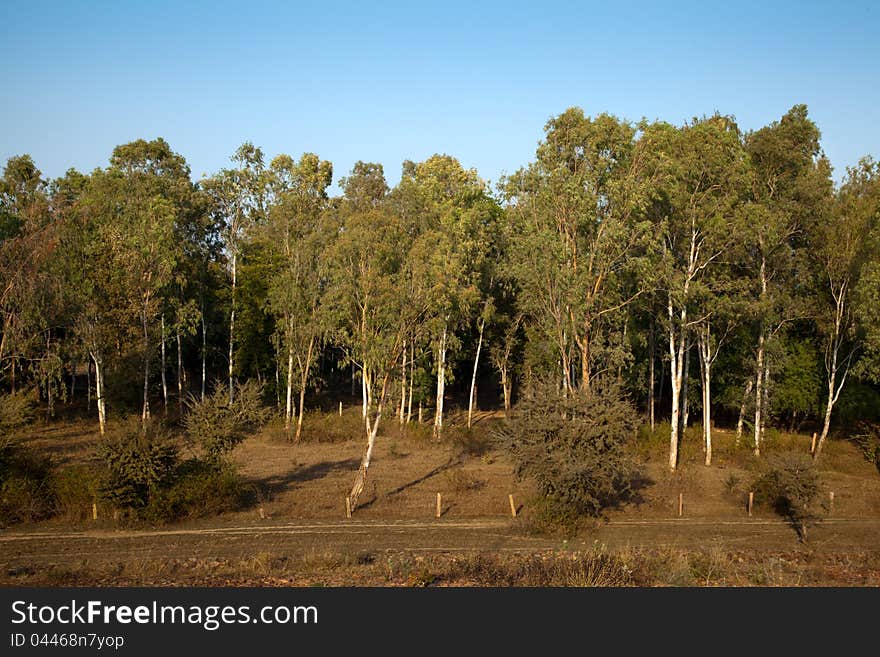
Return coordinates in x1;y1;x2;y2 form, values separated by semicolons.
399;340;407;425
228;252;237;404
92;352;106;436
736;379;753;444
160;315;168;414
467;319;485;429
648;320;655;432
433;322;448;440
753;331;765;457
141;307;150;426
200;299;207;401
176;330;183;415
285;334;294;440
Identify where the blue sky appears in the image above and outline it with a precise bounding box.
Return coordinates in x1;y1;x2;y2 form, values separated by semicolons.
2;1;878;191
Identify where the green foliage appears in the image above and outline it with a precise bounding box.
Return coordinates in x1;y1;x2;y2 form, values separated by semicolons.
751;451;822;541
494;381;638;524
52;466;101;521
0;444;54;526
97;421;179;509
183;380;270;462
143;459;254;523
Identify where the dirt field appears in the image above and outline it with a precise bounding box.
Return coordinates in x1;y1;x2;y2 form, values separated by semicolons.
2;409;880;586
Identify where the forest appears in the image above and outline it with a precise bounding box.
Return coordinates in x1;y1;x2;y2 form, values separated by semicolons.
1;104;879;517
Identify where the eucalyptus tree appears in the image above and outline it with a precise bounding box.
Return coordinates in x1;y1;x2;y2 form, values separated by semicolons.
396;155;490;439
202;143;269;403
743;105;832;455
323;198;426;510
643;115;750;471
811;158;879;461
258;152;332;441
504;109;653;397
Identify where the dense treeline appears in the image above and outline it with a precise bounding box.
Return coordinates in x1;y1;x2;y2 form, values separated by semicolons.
1;105;878;503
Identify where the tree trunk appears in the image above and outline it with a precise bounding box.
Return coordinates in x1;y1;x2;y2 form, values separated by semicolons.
86;358;91;412
735;379;753;445
92;352;106;436
668;293;686;472
285;328;294;441
681;335;691;433
348;372;390;512
228;252;237;404
160;315;168;415
294;336;315;443
200;297;207;401
176;330;183;416
648;320;655;432
814;302;849;462
753;331;765;456
406;340;414;423
399;340;407;426
433;321;448;440
467;319;485;429
141;307;151;427
70;361;76;404
698;326;712;466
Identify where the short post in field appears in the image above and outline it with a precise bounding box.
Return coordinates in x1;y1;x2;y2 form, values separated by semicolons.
436;492;442;518
345;496;352;519
748;491;754;517
829;491;834;513
810;432;817;455
339;401;342;416
92;502;98;521
259;506;265;519
678;492;683;517
508;493;517;518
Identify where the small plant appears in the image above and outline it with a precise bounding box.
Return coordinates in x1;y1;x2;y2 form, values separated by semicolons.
723;473;741;495
751;451;822;542
183;381;271;463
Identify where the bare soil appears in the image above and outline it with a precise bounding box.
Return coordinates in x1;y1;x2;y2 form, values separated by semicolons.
2;409;879;586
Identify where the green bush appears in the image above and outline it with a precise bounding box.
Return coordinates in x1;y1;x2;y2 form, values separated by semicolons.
494;380;638;526
53;466;101;521
752;450;822;541
144;459;255;523
184;381;271;462
97;421;179;510
0;447;54;526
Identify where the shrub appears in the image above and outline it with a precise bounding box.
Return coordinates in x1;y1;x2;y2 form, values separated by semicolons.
752;450;822;541
853;422;880;471
0;447;55;526
494;380;638;526
144;459;255;523
184;381;271;462
97;421;179;510
53;466;101;521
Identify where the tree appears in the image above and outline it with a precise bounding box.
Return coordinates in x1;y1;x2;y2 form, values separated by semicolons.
811;158;879;461
643;115;750;471
259;152;333;441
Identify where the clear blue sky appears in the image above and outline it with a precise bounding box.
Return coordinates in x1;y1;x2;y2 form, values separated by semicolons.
2;0;878;191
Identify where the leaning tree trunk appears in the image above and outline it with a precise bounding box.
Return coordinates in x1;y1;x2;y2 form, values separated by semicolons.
433;322;448;440
467;319;485;429
814;305;849;462
349;371;390;511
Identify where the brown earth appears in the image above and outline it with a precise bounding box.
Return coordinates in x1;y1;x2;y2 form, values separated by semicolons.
2;409;879;586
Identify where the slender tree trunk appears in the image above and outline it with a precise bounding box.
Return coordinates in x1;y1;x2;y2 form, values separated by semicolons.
735;379;753;445
668;292;687;472
200;299;206;401
406;339;414;423
361;367;367;420
294;336;315;443
681;335;691;433
70;361;76;404
399;340;407;426
753;331;765;457
160;315;168;415
176;330;183;416
141;307;150;427
348;375;388;512
501;364;511;415
648;320;655;432
285;327;294;441
698;325;713;466
86;358;92;412
228;252;237;404
433;321;448;440
92;352;106;435
814;302;849;462
467;319;485;429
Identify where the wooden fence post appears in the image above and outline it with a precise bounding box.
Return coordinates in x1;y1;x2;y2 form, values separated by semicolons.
508;494;517;518
345;496;352;519
678;492;683;517
748;491;754;517
436;492;442;519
